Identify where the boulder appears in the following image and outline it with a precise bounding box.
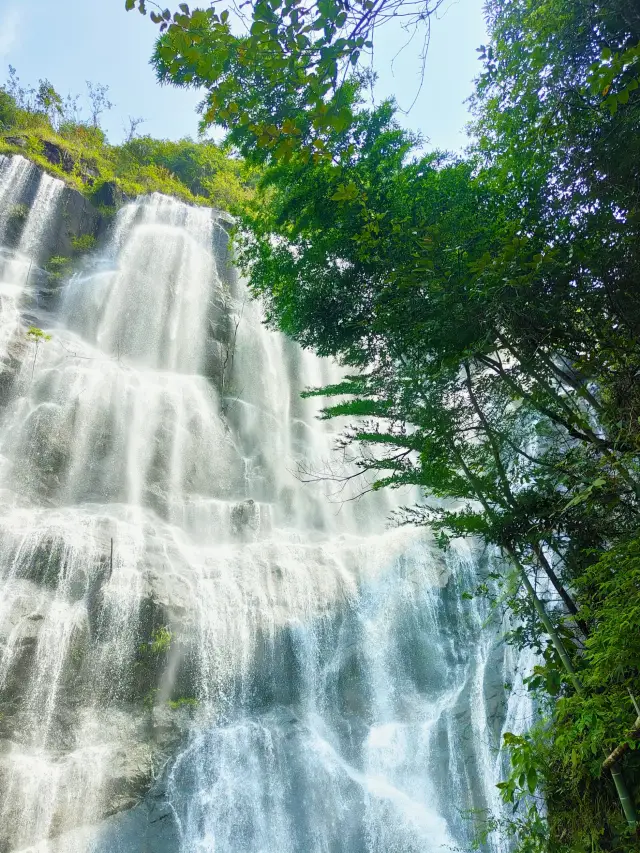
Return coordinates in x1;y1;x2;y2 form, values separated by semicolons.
39;184;106;276
42;141;74;174
79;158;100;186
4;135;27;148
92;181;129;210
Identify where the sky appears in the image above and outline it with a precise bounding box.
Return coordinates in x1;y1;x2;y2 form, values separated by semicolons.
0;0;486;151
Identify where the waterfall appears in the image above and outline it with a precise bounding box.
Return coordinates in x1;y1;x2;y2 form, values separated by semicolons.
0;156;530;853
0;157;64;366
0;155;34;242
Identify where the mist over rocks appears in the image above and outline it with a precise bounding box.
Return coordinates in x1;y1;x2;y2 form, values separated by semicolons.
0;154;523;853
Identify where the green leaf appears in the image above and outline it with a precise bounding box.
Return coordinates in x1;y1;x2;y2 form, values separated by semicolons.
527;767;537;794
330;181;359;202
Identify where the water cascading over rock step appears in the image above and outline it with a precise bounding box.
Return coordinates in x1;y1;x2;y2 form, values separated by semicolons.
0;154;529;853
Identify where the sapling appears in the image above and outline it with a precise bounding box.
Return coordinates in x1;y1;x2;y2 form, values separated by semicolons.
26;326;52;380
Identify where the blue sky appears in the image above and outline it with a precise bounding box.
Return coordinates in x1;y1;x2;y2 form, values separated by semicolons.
0;0;485;151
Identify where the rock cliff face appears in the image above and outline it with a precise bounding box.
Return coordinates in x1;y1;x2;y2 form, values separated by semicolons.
0;151;104;256
0;153;528;853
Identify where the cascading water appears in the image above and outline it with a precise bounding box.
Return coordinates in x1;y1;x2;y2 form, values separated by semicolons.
0;156;64;365
0;154;530;853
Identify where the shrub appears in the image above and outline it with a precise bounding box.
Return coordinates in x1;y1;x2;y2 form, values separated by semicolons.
46;255;72;281
7;203;29;224
167;697;200;710
59;122;106;150
0;89;19;130
139;626;172;657
489;538;640;853
70;233;96;254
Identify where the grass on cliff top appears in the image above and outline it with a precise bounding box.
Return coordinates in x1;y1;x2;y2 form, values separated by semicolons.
0;93;258;214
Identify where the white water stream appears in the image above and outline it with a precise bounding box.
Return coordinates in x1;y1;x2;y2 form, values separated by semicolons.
0;155;530;853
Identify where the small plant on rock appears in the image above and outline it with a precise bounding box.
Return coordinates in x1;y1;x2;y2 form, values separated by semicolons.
45;255;72;281
70;233;96;254
8;203;29;224
139;625;172;657
26;326;52;380
167;696;200;710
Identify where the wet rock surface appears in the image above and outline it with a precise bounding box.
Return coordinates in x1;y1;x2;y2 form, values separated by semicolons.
91;181;129;211
42;141;75;174
0;156;524;853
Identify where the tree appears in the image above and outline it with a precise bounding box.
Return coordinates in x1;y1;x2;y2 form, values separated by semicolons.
124;0;443;158
5;65;36;111
129;0;640;841
123;115;145;142
0;89;19;130
86;80;113;128
35;79;63;126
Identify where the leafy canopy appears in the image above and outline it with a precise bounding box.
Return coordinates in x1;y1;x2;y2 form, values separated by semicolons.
125;0;441;160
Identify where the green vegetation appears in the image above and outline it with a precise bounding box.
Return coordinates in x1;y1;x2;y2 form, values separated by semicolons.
133;626;174;712
69;234;96;253
127;0;407;161
137;0;640;848
26;327;51;344
45;237;97;282
26;326;52;381
0;67;256;213
117;136;256;211
7;203;28;224
5;202;30;242
139;625;173;656
45;256;72;281
167;696;200;710
143;688;159;710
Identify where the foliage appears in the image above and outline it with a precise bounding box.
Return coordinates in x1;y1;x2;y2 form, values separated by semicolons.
475;803;550;853
0;89;19;130
26;327;52;380
26;326;52;344
41;237;98;283
125;0;443;159
577;540;640;693
506;541;640;851
478;728;551;853
70;234;97;254
35;79;64;125
7;203;29;224
45;256;73;281
167;696;200;710
118;135;258;209
143;688;159;710
498;731;543;802
474;541;640;850
139;625;173;656
0;69;255;212
5;66;111;132
85;81;113;128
